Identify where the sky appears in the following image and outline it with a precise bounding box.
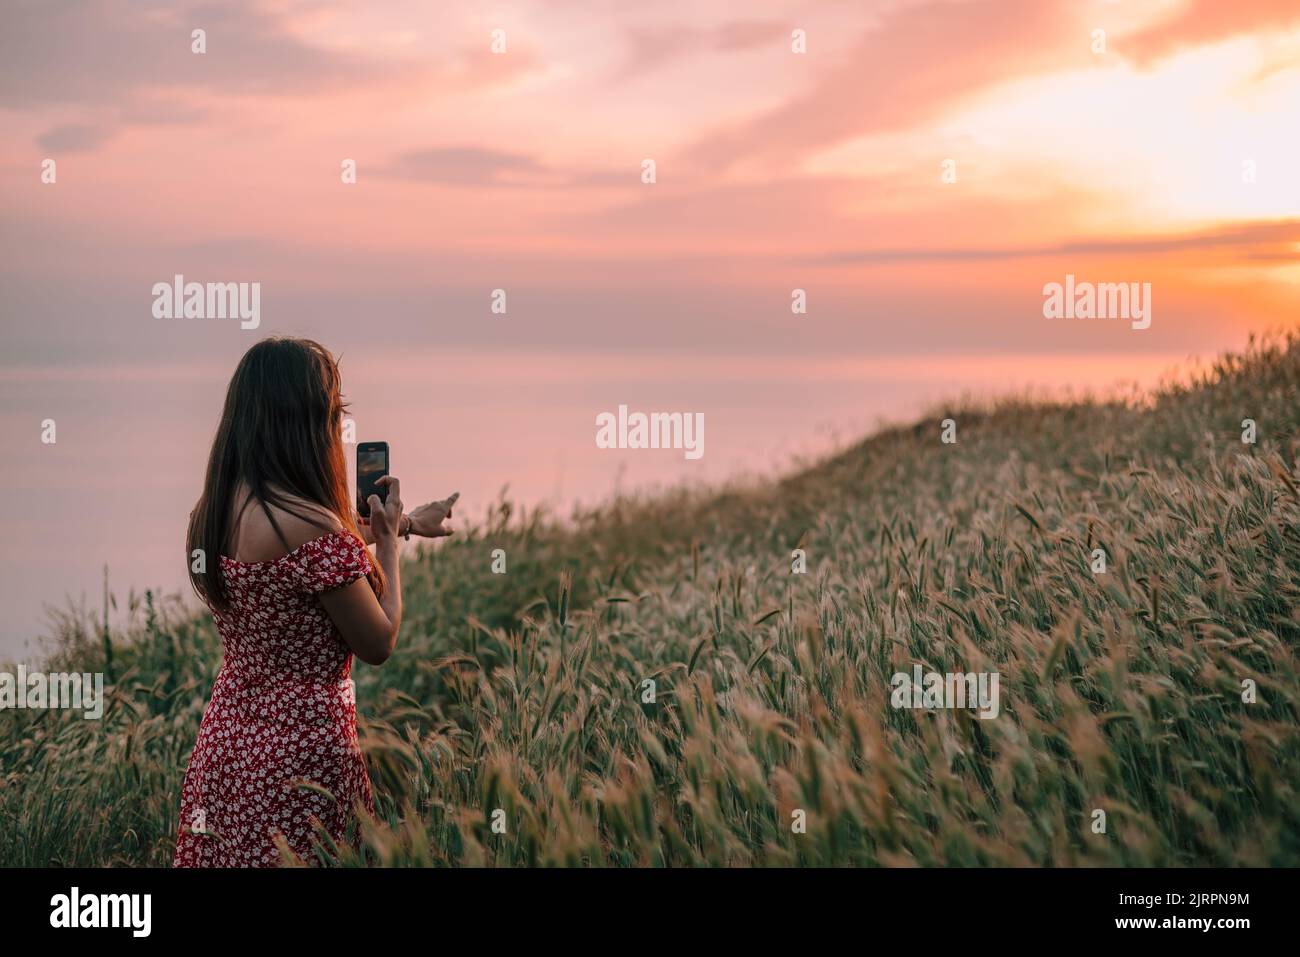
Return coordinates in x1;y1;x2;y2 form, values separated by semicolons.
2;0;1300;658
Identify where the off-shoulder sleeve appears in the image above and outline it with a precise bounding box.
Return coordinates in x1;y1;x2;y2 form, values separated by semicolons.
294;530;373;594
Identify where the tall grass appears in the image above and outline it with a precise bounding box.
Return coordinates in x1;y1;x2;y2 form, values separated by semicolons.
3;336;1298;866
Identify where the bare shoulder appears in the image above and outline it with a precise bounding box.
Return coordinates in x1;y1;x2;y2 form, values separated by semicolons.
229;485;346;562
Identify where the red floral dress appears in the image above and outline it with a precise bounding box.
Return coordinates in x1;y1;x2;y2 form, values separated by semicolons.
174;530;376;867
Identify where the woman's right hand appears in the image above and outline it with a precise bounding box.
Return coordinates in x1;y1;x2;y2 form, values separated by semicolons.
367;475;404;545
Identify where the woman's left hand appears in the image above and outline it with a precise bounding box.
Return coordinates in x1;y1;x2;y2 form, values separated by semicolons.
406;492;459;538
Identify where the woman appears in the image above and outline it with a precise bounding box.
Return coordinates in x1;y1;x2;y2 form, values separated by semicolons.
174;337;458;867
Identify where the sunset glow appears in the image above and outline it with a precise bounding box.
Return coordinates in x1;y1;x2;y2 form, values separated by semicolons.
2;0;1300;654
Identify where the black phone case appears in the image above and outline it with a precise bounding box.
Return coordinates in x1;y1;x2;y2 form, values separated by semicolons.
357;446;389;518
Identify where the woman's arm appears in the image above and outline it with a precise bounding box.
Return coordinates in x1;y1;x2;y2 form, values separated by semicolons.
355;491;457;544
320;477;404;665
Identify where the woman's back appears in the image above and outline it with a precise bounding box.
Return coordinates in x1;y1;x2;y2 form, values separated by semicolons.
214;488;365;682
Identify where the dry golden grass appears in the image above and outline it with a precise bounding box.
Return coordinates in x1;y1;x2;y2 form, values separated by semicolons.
3;336;1298;866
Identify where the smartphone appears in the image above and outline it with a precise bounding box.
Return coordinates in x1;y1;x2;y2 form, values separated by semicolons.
356;441;389;519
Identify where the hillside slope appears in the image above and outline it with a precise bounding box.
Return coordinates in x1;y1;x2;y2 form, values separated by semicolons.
4;337;1299;866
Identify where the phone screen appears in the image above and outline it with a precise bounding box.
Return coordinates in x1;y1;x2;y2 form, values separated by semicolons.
357;443;389;517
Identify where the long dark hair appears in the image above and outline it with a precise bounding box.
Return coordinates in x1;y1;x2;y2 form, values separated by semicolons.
187;337;382;610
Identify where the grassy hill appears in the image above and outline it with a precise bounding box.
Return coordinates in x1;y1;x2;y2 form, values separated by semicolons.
4;336;1299;866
